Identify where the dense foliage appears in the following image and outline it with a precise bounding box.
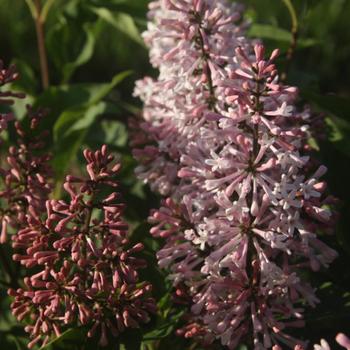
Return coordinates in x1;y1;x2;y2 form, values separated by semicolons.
0;0;349;349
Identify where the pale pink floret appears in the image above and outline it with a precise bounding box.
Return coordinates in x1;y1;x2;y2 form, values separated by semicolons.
336;334;350;350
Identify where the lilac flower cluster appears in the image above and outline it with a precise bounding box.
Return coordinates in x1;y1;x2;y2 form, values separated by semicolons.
10;146;156;348
0;60;24;132
0;62;52;244
0;108;52;244
133;0;249;195
133;0;338;348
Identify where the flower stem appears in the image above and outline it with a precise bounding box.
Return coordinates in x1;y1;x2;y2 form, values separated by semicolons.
33;0;50;89
244;72;264;345
194;12;217;111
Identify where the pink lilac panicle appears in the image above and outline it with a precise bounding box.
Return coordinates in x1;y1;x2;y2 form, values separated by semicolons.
10;145;156;348
133;0;338;349
0;108;52;244
133;0;251;196
0;62;52;244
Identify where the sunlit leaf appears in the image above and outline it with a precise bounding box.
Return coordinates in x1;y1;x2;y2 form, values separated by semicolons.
249;24;319;48
52;70;132;187
89;7;145;46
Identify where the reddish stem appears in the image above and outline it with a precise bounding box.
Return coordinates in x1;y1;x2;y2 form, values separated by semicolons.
34;0;50;89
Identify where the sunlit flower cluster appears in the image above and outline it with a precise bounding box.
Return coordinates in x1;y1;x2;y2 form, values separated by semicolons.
133;0;338;348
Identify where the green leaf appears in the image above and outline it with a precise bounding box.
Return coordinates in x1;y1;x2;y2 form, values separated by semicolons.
302;91;350;157
249;24;291;41
62;23;97;83
142;319;180;341
40;327;87;350
53;70;131;139
35;72;128;121
89;70;133;105
46;2;104;84
302;91;350;121
88;0;149;18
6;335;26;350
0;325;27;350
237;345;248;350
118;329;143;350
10;58;38;94
248;24;318;48
324;116;350;157
52;70;131;185
101;120;128;147
90;7;145;46
54;101;107;142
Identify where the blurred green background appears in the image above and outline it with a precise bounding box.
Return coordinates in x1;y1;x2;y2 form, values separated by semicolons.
0;0;349;349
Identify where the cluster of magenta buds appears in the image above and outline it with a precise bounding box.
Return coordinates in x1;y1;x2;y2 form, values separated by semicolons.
10;145;156;348
0;106;52;244
0;61;52;244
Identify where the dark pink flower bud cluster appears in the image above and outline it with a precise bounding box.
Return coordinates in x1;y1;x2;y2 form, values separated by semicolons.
10;145;156;348
0;64;52;244
133;0;339;349
0;60;25;132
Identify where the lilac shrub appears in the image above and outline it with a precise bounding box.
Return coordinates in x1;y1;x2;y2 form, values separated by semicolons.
133;0;339;348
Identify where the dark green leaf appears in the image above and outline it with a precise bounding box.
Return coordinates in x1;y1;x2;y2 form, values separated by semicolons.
62;23;97;83
54;101;107;142
52;71;132;184
40;327;87;350
248;24;318;48
302;91;350;121
249;24;291;41
142;312;184;342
